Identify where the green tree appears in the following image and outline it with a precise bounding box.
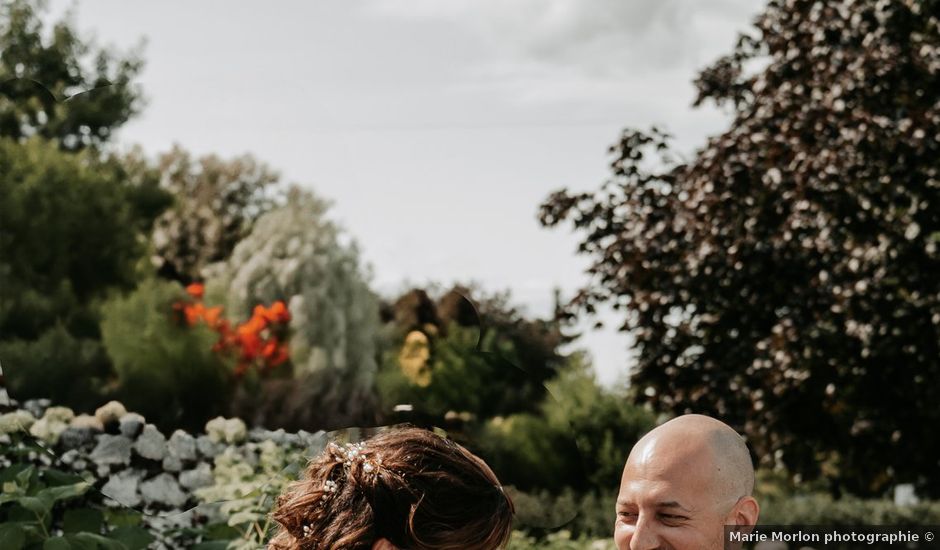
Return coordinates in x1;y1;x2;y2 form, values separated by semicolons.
0;0;144;150
0;138;166;340
0;138;169;409
540;0;939;497
150;145;283;283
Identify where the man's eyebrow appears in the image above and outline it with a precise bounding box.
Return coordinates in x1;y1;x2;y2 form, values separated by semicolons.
615;499;693;513
656;501;692;512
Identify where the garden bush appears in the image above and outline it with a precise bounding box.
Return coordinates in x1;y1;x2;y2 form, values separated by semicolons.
466;354;654;494
100;279;232;432
0;325;111;414
377;286;568;421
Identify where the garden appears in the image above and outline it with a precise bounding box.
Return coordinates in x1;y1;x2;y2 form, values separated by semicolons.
1;0;938;548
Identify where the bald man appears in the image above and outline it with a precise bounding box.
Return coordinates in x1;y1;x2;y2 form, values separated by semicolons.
614;414;760;550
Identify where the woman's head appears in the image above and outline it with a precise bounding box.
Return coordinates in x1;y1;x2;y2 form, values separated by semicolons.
269;426;514;550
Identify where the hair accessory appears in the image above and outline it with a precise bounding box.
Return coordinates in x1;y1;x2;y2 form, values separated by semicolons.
320;479;338;500
327;441;384;477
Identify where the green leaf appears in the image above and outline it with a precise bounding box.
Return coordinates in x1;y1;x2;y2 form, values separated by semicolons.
107;526;154;550
201;523;241;540
43;469;88;487
0;523;26;550
18;495;50;515
63;507;104;534
103;508;142;528
4;504;38;523
36;481;92;510
15;466;34;488
190;542;231;550
43;536;71;550
68;532;126;550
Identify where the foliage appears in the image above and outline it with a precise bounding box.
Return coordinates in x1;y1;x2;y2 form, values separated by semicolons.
507;487;616;539
0;325;110;414
541;354;656;490
0;0;144;150
0;434;153;550
377;286;569;420
0;137;165;340
477;412;580;493
192;440;305;550
471;355;654;493
150;146;282;283
539;0;940;497
175;283;291;378
507;530;614;550
100;279;232;432
758;493;940;526
0;137;169;412
207;187;380;386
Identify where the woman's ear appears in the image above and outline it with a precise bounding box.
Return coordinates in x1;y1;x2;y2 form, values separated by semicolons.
372;538;398;550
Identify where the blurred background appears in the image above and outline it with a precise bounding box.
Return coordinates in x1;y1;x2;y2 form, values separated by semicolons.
0;0;937;548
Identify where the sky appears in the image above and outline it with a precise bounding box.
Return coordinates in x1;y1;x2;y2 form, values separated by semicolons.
47;0;766;387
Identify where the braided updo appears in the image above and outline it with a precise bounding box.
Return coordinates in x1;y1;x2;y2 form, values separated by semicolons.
268;427;514;550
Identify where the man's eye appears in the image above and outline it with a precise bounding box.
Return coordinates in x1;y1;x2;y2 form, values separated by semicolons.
617;511;638;519
660;514;687;521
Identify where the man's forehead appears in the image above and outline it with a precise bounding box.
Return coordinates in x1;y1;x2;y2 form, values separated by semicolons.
617;479;696;510
619;452;717;505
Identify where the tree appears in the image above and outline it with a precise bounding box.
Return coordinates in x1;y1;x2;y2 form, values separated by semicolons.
0;138;166;341
0;0;144;150
377;285;570;420
0;138;169;409
149;146;282;283
206;187;382;428
539;0;939;497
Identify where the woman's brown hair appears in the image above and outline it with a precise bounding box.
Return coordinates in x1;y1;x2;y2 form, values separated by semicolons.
268;426;514;550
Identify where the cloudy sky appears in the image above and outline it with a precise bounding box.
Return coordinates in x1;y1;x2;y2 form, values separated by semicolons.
48;0;765;386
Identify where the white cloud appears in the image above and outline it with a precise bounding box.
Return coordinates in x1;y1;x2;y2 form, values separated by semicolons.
364;0;765;104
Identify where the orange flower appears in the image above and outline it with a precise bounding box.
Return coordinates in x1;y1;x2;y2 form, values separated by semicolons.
238;315;267;336
184;303;206;326
173;292;291;377
203;306;223;328
273;300;291;322
269;344;289;367
185;283;205;299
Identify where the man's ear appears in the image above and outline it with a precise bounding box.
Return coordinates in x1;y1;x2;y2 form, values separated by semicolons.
727;496;760;526
372;538;398;550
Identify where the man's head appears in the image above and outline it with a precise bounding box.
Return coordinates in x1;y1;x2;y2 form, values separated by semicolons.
614;414;759;550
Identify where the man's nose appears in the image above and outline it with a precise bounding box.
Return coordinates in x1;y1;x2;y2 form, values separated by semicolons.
630;515;662;550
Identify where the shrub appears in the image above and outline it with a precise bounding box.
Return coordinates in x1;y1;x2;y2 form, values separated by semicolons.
0;324;110;412
468;354;654;494
0;460;152;550
759;493;940;526
100;279;232;432
377;286;569;420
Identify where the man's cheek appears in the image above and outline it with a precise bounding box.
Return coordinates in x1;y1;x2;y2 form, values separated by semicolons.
614;524;630;549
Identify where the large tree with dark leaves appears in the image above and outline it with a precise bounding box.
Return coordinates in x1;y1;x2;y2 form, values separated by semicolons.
539;0;939;498
0;0;143;150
